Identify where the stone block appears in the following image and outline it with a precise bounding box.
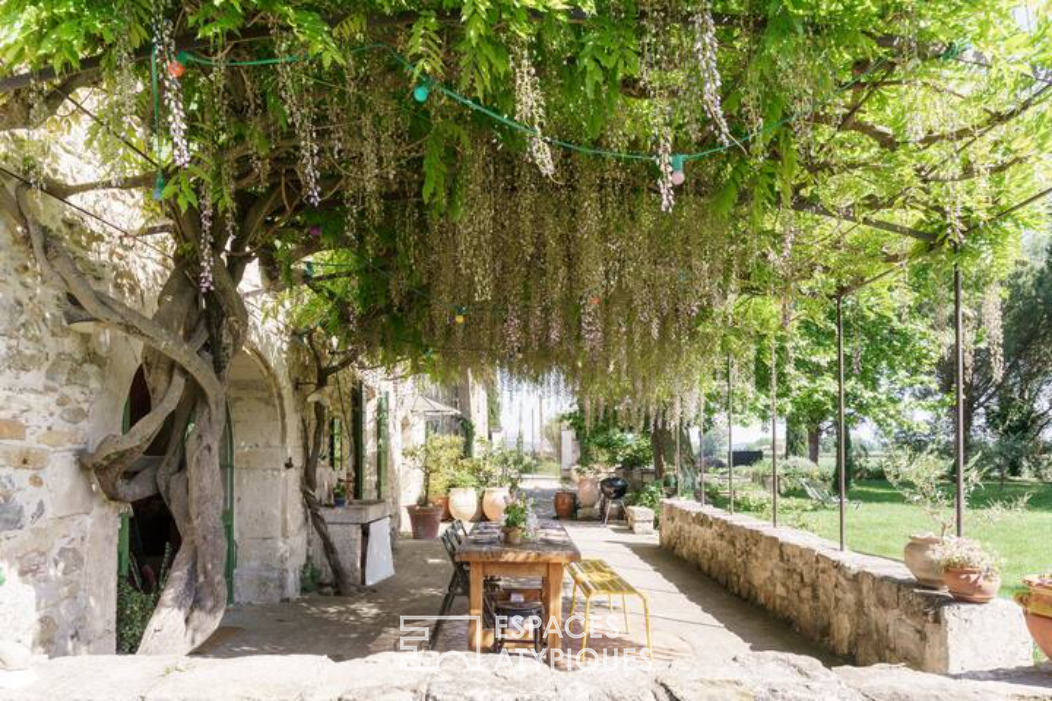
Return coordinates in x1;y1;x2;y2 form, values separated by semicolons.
0;446;48;470
234;563;286;604
625;506;655;535
0;420;26;441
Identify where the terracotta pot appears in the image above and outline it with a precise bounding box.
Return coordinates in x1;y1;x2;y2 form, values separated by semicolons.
1016;577;1052;619
1023;611;1052;660
554;490;575;520
577;477;600;509
430;495;451;521
483;487;511;521
449;487;480;522
903;534;946;589
407;504;443;540
943;568;1000;603
502;526;524;546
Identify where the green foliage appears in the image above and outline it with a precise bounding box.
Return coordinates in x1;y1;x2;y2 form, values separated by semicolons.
749;456;832;493
404;434;466;502
565;410;653;470
625;482;664;511
502;500;528;529
881;449;982;537
300;561;322;594
116;546;171;654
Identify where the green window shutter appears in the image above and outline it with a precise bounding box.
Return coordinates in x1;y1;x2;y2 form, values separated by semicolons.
376;394;389;499
352;382;365;500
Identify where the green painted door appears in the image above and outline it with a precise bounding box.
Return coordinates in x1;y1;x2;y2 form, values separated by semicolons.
220;407;236;602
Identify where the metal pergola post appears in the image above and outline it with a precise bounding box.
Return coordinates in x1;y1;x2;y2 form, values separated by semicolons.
699;397;707;506
771;339;779;527
727;354;734;514
954;247;965;537
836;295;847;551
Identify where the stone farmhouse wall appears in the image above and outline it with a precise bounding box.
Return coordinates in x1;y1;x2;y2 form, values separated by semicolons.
661;500;1032;674
0;140;431;655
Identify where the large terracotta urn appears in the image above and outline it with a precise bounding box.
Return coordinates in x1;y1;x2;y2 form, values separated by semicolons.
482;487;511;521
1023;611;1052;660
1016;577;1052;657
576;477;600;509
943;568;1000;603
554;490;575;520
449;487;479;522
903;534;945;588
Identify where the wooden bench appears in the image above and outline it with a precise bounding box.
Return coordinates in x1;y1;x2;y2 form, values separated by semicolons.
568;559;652;651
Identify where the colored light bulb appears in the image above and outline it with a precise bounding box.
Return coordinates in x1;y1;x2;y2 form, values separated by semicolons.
167;60;186;79
413;83;430;103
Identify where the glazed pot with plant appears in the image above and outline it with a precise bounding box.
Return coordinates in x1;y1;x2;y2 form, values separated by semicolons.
332;481;347;508
883;450;983;589
1016;574;1052;659
933;536;1001;603
447;467;480;522
502;501;529;546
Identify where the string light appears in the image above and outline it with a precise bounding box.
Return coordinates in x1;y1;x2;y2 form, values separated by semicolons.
413;82;430;103
671;154;686;186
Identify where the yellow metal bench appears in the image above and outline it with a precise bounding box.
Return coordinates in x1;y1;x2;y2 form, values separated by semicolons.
568;559;652;651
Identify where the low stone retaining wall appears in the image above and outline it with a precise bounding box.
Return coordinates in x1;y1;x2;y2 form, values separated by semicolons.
660;500;1032;673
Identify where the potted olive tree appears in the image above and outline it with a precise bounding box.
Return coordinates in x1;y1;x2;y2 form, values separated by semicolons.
933;536;1001;603
404;435;465;538
884;450;981;588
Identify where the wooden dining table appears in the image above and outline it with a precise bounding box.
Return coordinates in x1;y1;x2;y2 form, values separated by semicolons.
455;520;581;653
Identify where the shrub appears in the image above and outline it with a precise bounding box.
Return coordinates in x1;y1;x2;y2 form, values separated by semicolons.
404;434;466;500
116;546;172;654
748;456;831;493
625;482;664;511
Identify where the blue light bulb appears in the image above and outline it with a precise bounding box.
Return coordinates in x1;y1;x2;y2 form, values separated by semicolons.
413;83;430;103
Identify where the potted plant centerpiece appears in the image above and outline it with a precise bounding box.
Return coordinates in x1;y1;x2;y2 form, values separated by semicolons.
501;501;529;546
934;536;1001;603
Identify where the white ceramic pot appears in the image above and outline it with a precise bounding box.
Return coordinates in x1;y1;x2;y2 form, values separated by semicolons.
904;534;945;588
576;477;600;509
483;487;511;521
449;487;479;522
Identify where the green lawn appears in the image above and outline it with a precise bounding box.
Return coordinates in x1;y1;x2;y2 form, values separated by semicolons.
709;478;1052;599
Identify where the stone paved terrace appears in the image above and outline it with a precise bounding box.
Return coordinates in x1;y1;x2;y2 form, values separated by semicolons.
5;489;1052;699
193;487;838;664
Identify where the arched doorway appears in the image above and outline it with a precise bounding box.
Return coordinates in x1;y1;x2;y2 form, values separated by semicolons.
118;369;235;599
227;350;291;603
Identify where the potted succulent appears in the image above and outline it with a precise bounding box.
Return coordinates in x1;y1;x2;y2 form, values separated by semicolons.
447;467;481;522
501;501;529;546
332;481;347;507
554;478;576;520
933;536;1001;603
1015;574;1052;658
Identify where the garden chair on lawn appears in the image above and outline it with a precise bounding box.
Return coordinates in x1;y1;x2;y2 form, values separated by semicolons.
800;478;860;510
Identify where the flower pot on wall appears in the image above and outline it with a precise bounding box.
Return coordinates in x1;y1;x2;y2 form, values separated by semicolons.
554;490;575;520
449;487;480;522
943;568;1000;603
1019;575;1052;618
576;477;600;509
1022;611;1052;660
904;534;945;588
407;504;443;540
482;487;511;521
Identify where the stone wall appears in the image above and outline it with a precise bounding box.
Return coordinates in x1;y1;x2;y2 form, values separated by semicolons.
660;500;1033;673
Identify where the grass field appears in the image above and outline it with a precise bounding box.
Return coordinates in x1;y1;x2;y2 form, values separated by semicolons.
709;478;1052;598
